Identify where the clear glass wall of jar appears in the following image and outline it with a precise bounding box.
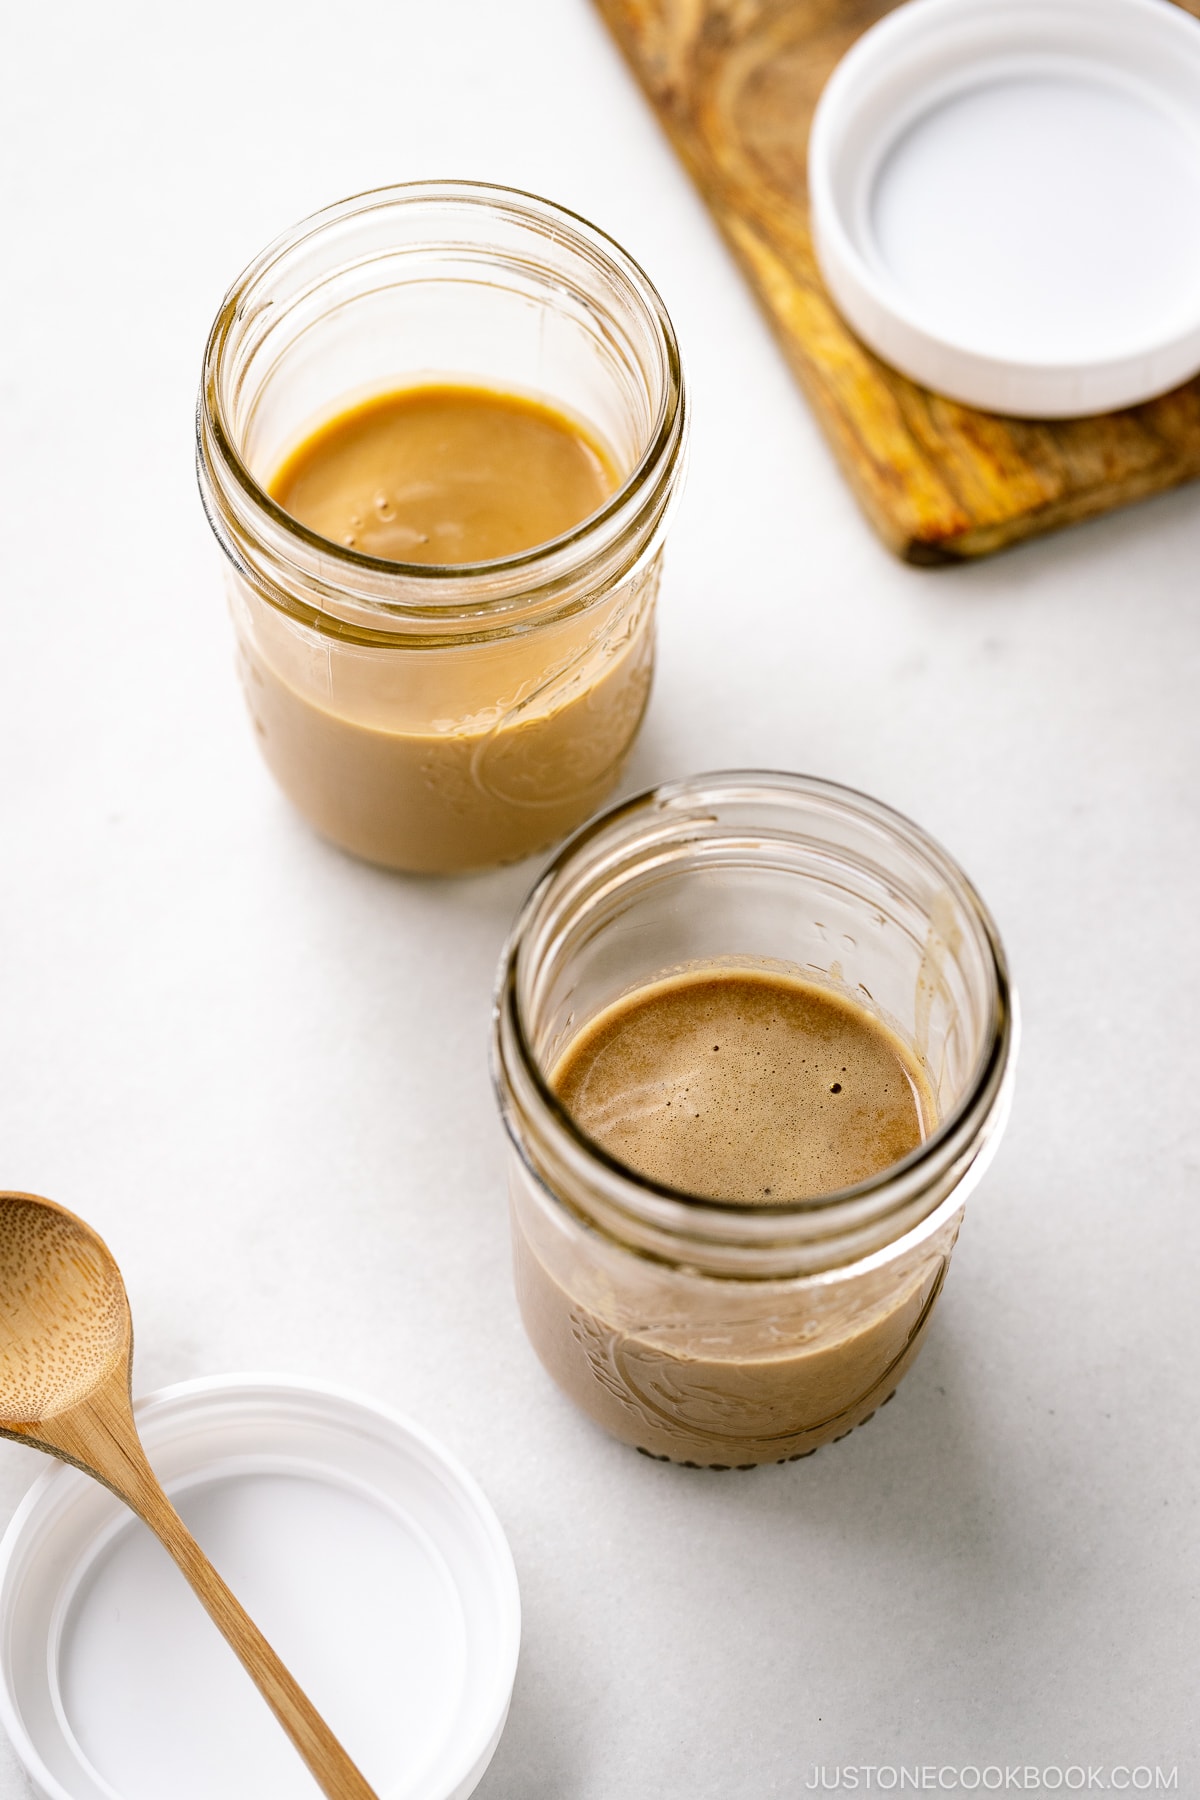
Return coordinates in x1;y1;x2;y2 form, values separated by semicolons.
197;182;688;874
493;773;1018;1467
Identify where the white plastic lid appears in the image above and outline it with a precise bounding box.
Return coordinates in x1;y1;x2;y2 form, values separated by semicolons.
808;0;1200;416
0;1377;520;1800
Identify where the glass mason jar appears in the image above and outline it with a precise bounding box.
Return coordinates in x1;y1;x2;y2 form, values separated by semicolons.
196;181;688;874
492;773;1018;1467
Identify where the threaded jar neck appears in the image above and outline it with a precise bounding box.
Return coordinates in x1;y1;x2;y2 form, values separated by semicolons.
493;772;1017;1280
197;181;687;646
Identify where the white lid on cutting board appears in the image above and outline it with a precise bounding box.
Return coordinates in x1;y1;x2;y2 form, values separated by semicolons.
0;1376;521;1800
808;0;1200;416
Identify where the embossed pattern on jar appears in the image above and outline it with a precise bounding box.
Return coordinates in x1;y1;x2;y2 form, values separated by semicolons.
509;1185;958;1465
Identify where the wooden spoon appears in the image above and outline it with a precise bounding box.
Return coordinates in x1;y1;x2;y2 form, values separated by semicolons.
0;1191;379;1800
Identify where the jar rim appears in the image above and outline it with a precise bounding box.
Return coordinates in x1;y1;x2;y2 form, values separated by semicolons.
495;771;1017;1253
198;179;686;622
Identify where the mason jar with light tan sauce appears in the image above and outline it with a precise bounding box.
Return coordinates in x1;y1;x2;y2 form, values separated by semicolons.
493;773;1018;1467
197;182;688;873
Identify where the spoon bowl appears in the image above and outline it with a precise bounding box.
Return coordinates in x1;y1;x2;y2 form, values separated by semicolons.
0;1195;129;1429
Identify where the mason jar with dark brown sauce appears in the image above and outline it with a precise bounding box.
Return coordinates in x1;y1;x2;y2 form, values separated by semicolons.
493;773;1018;1466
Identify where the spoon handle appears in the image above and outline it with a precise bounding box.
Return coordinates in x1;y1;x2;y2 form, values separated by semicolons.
51;1381;380;1800
134;1471;381;1800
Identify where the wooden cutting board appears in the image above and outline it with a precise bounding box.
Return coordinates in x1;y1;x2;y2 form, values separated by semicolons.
595;0;1200;562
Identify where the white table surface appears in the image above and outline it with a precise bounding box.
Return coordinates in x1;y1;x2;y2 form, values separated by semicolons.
2;3;1197;1795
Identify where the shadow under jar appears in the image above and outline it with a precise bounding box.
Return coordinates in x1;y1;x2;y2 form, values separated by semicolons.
196;182;687;873
492;773;1018;1467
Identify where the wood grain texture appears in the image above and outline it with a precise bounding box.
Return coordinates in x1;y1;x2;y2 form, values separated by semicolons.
595;0;1200;561
0;1191;380;1800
